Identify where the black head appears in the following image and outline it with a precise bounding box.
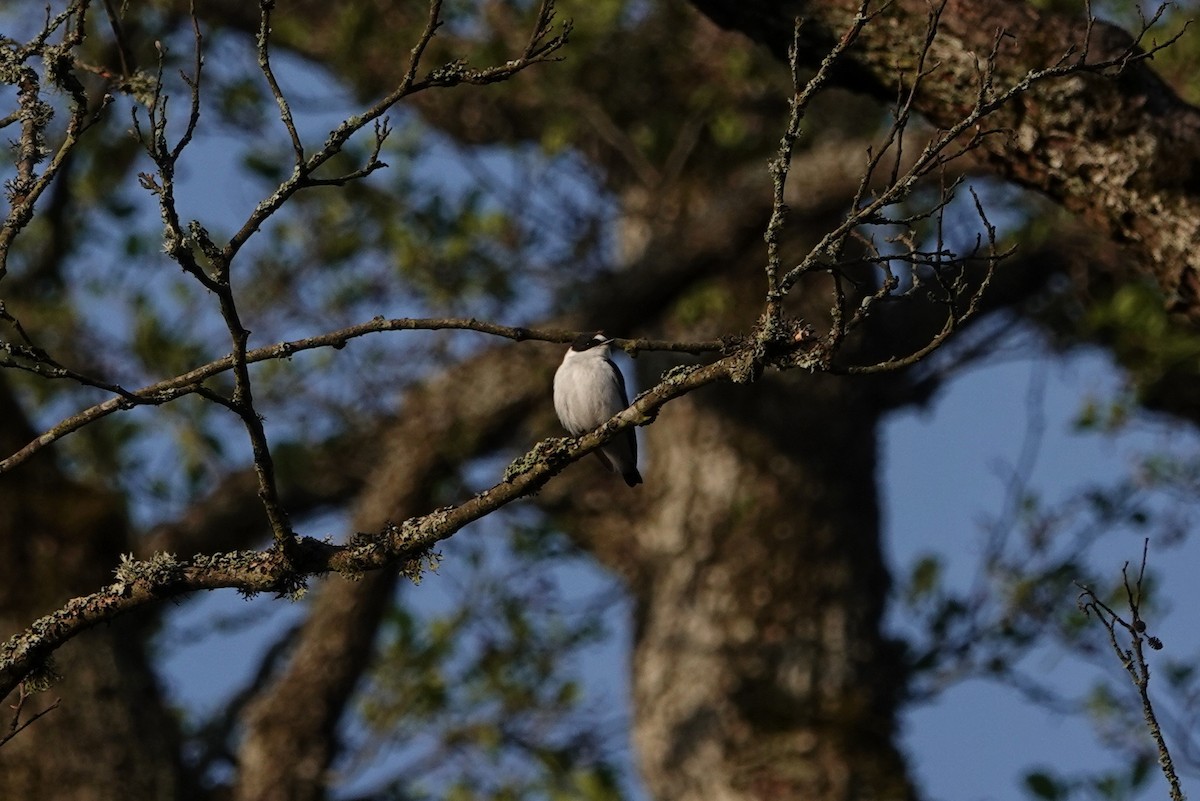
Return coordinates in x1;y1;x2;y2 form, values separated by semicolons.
569;331;610;352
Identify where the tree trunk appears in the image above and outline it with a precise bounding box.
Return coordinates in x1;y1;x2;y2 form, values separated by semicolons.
0;378;191;801
534;161;922;797
627;372;911;800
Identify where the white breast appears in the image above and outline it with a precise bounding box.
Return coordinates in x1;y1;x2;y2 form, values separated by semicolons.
553;351;627;435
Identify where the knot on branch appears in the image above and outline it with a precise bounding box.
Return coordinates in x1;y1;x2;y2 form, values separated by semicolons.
734;315;820;382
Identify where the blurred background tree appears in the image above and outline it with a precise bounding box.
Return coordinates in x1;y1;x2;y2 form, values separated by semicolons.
3;1;1200;800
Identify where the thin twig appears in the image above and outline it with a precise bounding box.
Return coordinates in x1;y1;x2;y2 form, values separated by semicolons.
256;0;305;166
170;2;204;163
220;0;569;268
0;683;60;747
0;317;724;474
763;1;877;323
1077;540;1187;801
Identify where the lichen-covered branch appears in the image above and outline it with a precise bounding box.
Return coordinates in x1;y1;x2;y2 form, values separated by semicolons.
0;350;743;699
0;0;109;280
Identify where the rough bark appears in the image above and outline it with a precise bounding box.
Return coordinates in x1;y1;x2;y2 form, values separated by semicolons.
533;202;919;798
625;373;909;801
688;0;1200;317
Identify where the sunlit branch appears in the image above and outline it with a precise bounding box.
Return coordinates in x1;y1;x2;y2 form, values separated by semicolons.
756;0;1182;379
131;16;294;550
2;0;1193;741
763;1;877;322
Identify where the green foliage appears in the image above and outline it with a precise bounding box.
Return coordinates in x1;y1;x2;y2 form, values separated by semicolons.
1025;770;1068;801
905;555;942;605
1073;395;1131;434
1022;755;1155;801
673;281;735;328
357;520;625;800
1074;281;1200;416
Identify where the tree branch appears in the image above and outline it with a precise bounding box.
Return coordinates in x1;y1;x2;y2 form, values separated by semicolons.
689;0;1200;317
1077;540;1187;801
0;684;59;748
220;0;570;267
0;0;109;281
0;350;741;699
0;316;724;474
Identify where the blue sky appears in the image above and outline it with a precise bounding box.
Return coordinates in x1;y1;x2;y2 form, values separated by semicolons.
887;348;1196;801
132;31;1200;801
159;340;1200;800
8;3;1199;798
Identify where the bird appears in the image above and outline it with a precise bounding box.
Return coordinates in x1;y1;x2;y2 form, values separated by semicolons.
553;332;643;487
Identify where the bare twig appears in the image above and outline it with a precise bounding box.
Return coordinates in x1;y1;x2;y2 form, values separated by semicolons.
122;0;570;555
763;1;878;323
170;2;205;164
132;22;294;548
256;0;305;166
0;683;60;747
2;0;1192;740
99;0;132;79
759;0;1166;376
221;0;570;268
1077;540;1186;801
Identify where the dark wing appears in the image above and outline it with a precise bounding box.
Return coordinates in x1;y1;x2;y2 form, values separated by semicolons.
604;355;640;482
605;356;630;406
